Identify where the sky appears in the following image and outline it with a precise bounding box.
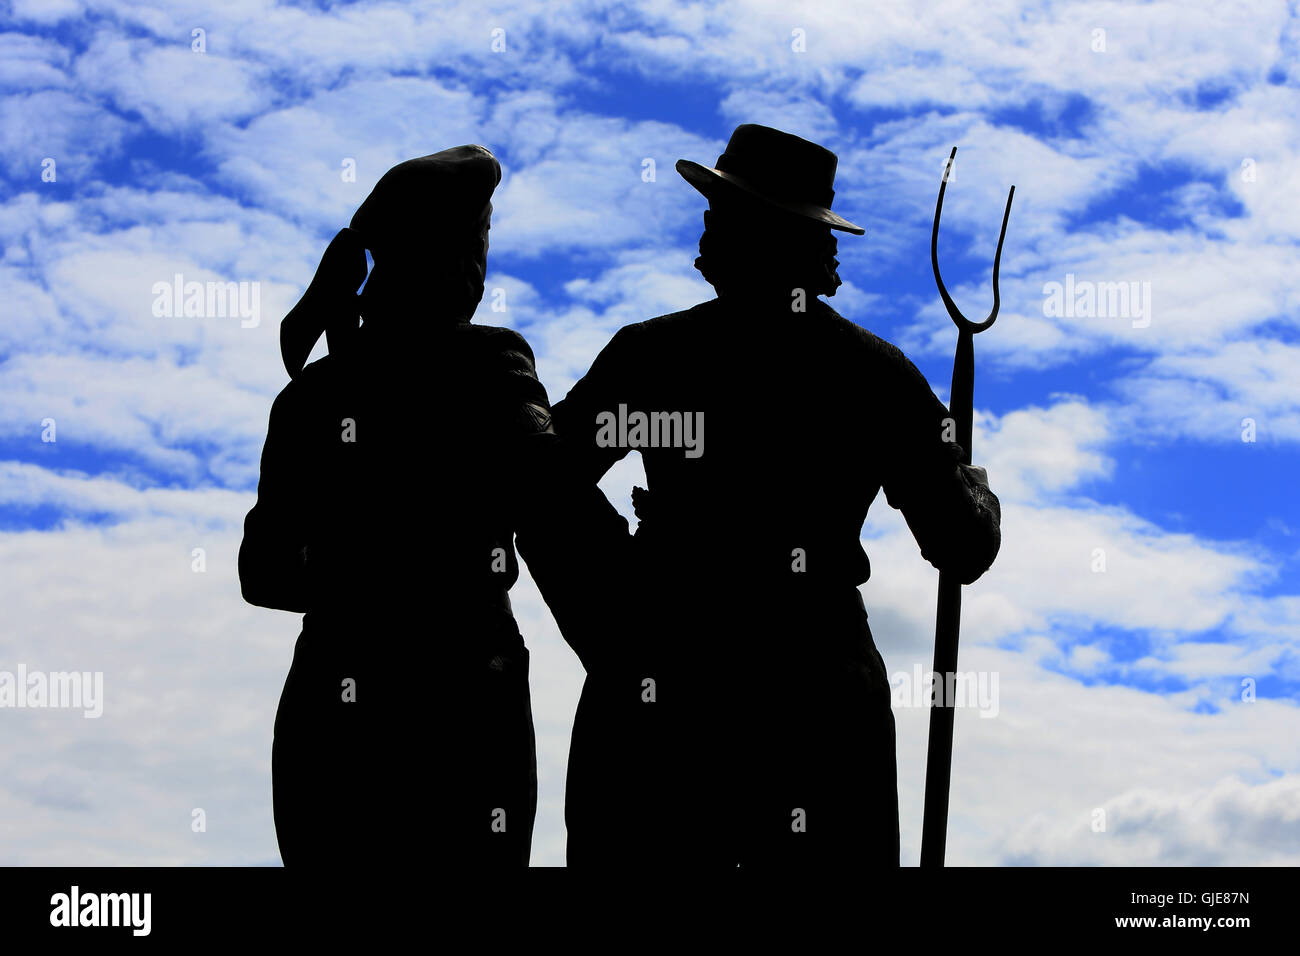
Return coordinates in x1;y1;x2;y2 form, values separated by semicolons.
1;0;1298;866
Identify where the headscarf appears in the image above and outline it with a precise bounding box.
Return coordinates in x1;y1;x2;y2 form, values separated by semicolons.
280;145;502;378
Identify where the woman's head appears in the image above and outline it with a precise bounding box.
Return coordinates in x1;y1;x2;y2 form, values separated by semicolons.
349;145;501;322
360;201;492;321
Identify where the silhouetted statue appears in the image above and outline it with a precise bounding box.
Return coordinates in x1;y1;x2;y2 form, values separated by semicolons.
240;145;586;867
526;125;1002;867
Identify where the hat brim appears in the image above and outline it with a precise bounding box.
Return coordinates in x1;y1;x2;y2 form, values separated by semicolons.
675;159;865;235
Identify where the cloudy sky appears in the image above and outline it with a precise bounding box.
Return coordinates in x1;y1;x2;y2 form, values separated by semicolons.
1;0;1298;866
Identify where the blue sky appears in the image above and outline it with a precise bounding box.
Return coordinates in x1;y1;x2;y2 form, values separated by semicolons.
1;0;1298;865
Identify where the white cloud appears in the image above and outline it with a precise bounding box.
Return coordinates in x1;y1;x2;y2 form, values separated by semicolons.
1002;773;1300;866
74;33;270;131
0;90;130;180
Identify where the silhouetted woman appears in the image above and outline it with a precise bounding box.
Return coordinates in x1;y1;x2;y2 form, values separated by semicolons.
240;146;561;867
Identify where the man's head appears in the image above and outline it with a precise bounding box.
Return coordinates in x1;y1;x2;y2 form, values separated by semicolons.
694;192;842;299
675;125;861;302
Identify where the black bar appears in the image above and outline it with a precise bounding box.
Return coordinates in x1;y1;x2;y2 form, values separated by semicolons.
0;866;1285;940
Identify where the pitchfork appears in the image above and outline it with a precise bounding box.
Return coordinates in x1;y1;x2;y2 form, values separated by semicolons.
920;146;1014;868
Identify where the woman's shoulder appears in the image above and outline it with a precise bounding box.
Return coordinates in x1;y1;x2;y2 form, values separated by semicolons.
458;322;538;361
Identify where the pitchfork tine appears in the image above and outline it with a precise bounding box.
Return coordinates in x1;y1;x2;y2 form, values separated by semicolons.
931;147;1015;333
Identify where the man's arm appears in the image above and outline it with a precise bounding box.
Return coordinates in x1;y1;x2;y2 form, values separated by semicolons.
239;383;312;613
879;352;1002;586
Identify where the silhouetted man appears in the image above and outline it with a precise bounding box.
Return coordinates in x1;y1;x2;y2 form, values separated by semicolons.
540;125;1002;867
240;146;566;867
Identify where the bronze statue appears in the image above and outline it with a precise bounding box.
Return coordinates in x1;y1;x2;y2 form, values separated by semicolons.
524;125;1003;866
242;146;558;867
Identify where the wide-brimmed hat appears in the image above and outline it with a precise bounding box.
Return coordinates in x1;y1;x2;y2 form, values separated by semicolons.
280;144;501;377
675;124;864;235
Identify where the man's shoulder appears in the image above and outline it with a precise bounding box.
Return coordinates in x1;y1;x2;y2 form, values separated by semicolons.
605;300;738;353
815;302;913;369
613;300;720;343
597;299;921;381
622;299;906;354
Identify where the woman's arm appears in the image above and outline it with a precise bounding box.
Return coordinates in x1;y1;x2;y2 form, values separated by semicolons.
509;328;636;669
239;382;313;613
